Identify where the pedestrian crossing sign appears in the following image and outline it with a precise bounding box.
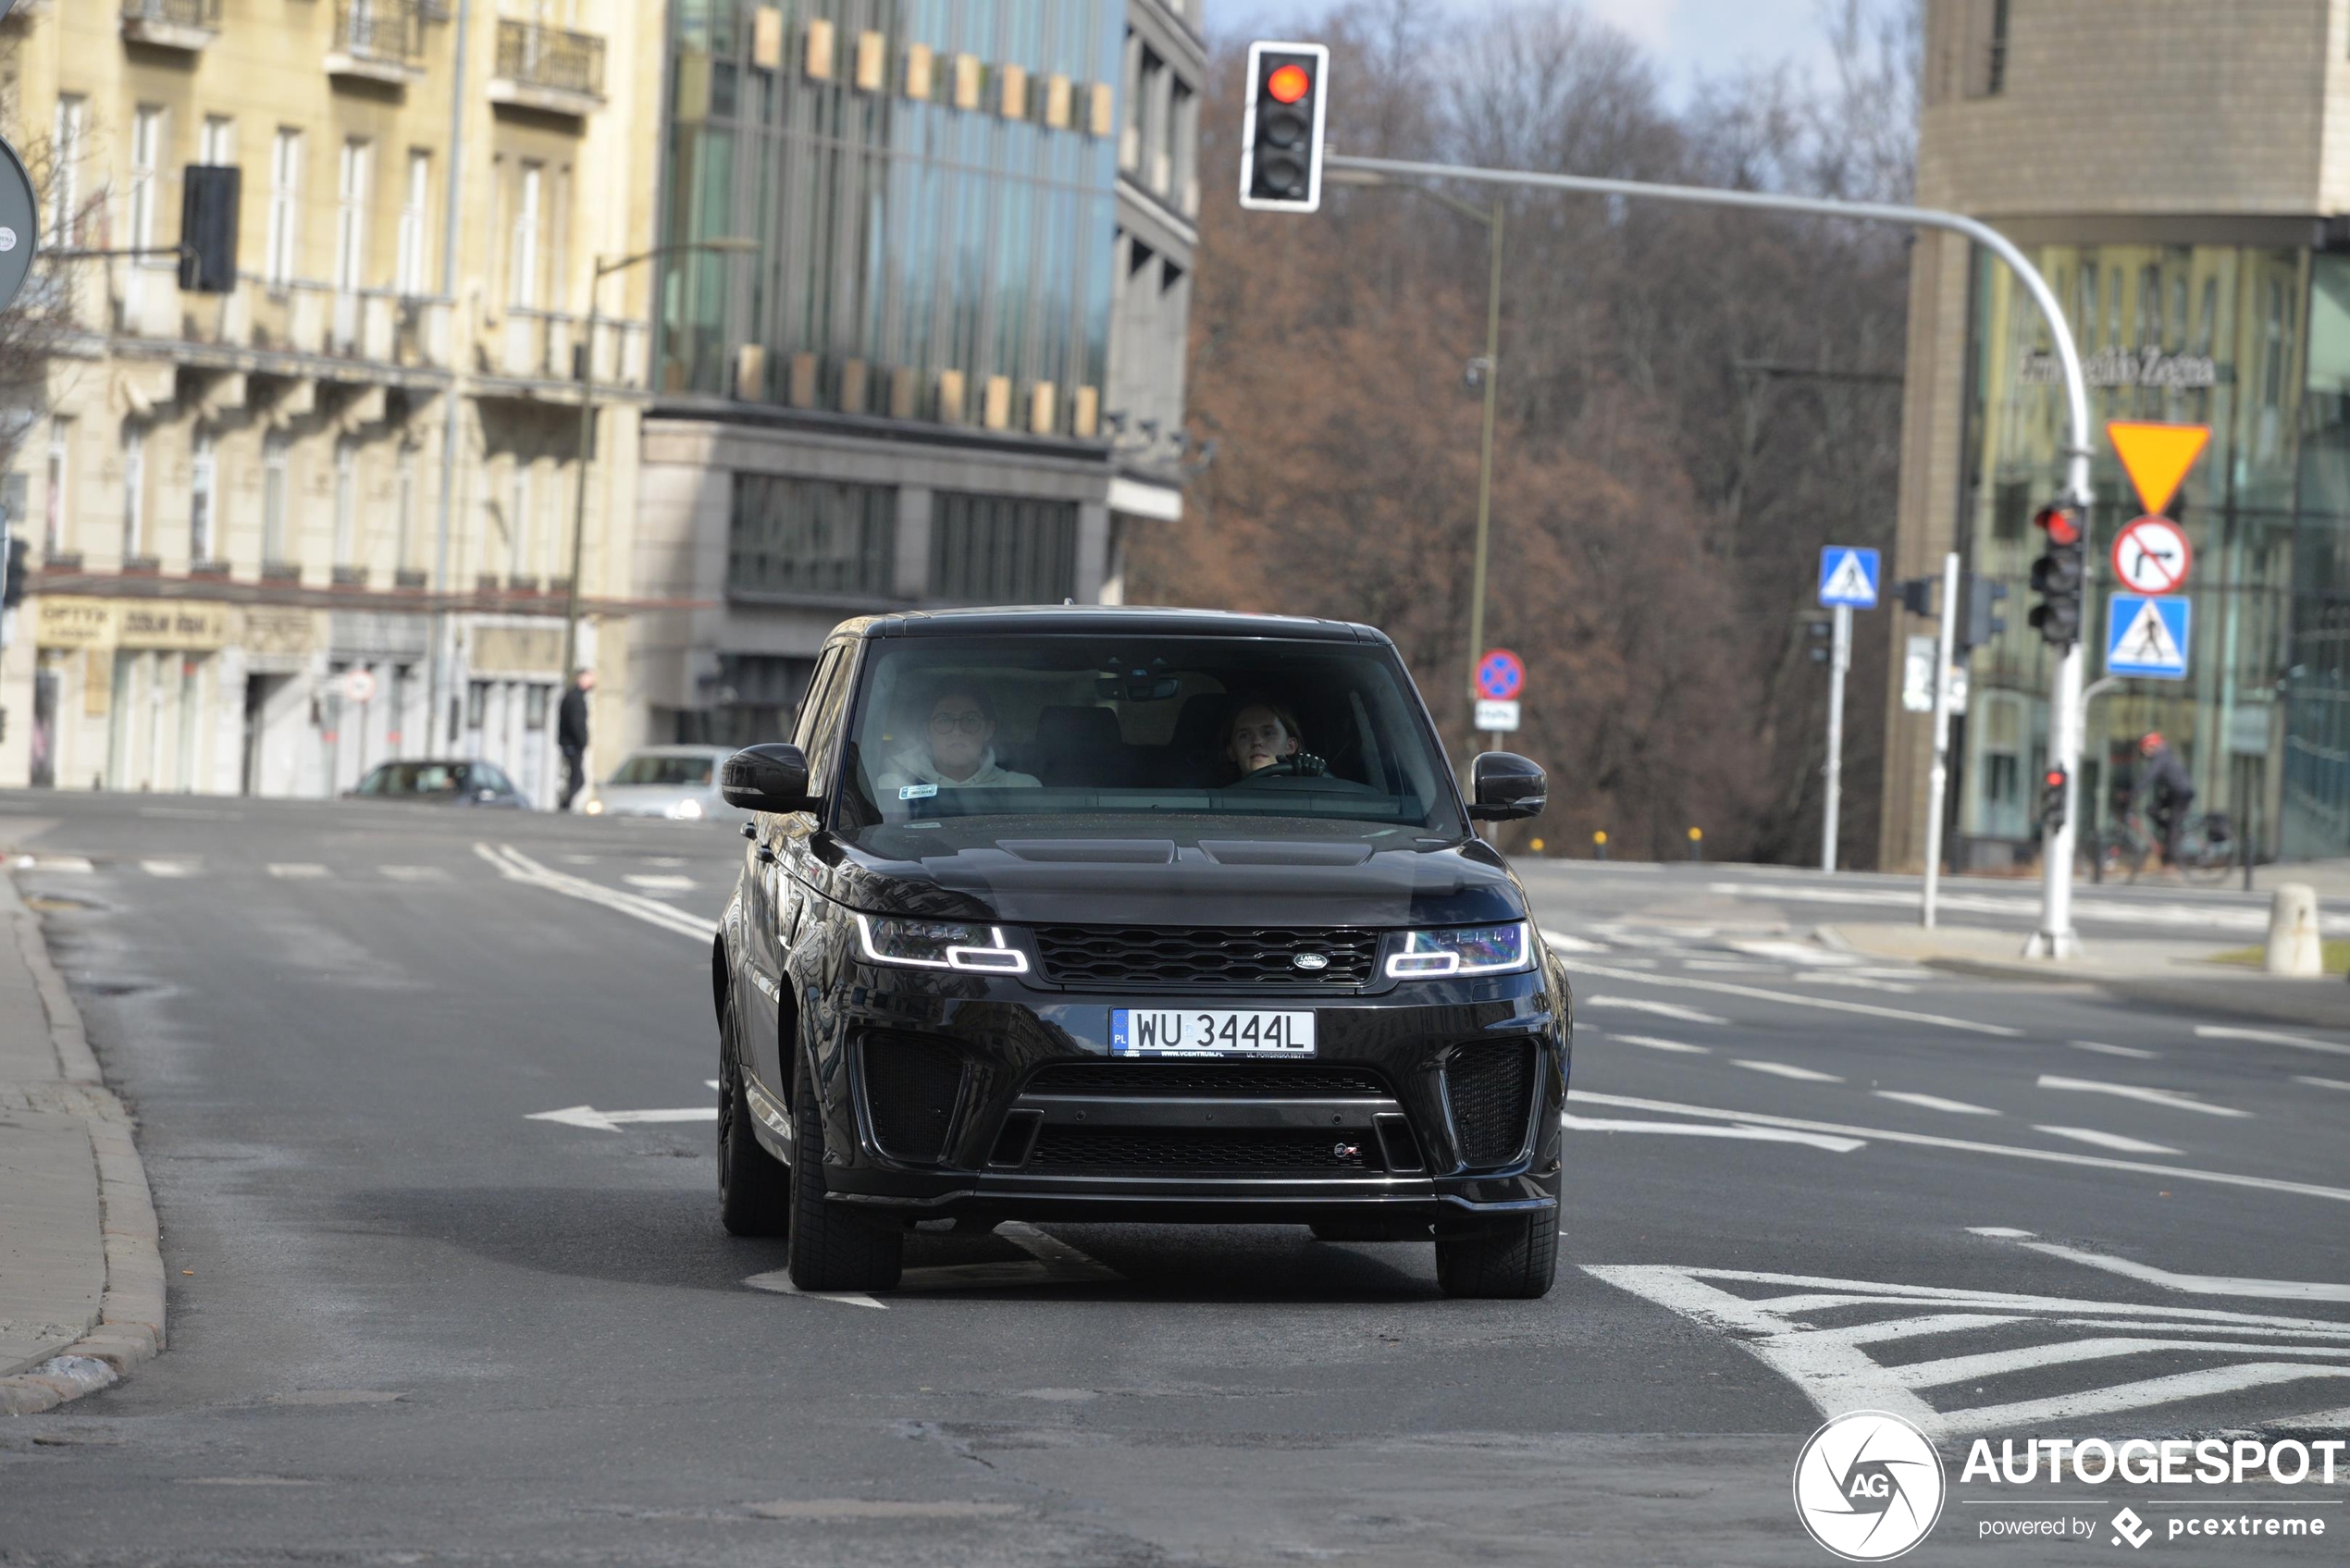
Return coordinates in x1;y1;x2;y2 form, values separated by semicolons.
1817;547;1880;609
2106;592;2191;680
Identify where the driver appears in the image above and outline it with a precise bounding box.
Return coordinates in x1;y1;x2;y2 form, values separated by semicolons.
876;686;1041;794
1223;699;1309;778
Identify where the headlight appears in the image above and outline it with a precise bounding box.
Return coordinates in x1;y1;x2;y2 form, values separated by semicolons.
853;913;1029;973
1385;920;1533;979
667;797;704;820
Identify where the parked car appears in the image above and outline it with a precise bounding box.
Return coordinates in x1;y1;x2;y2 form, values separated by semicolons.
710;606;1565;1299
345;759;528;809
584;745;735;821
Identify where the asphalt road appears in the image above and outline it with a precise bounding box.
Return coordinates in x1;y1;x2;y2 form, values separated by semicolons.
2;793;2346;1566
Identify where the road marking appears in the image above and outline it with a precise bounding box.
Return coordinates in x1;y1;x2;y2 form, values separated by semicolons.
1874;1091;1999;1116
266;863;330;879
1725;939;1856;968
1707;879;2350;936
526;1105;716;1132
1563;1111;1863;1153
20;855;93;873
476;843;715;942
2294;1075;2350;1093
1791;972;1918;994
2035;1125;2181;1154
1582;994;1728;1025
993;1222;1123;1282
1557;957;2022;1037
1585;1257;2350;1439
2071;1040;2158;1059
1608;1033;1710;1055
2037;1073;2249;1117
1677;959;1769;973
1968;1229;2350;1303
742;1270;886;1310
624;873;697;891
140;859;198;878
1538;929;1610;953
2196;1025;2350;1059
378;865;450;883
1566;1089;2350;1204
1735;1059;1844;1082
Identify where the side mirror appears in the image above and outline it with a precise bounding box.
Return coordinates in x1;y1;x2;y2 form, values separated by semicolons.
721;742;813;813
1468;751;1546;821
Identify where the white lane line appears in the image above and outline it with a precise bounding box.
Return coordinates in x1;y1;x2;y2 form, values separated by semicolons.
1706;879;2341;936
1968;1228;2350;1303
1608;1033;1711;1055
2294;1075;2350;1093
1538;929;1610;953
2071;1040;2158;1059
19;855;93;873
1888;1336;2350;1389
1725;939;1857;968
475;843;715;941
1567;1089;2350;1205
1735;1059;1844;1083
1558;957;2022;1037
1582;994;1729;1025
624;873;698;891
742;1270;886;1310
1677;959;1770;973
266;863;331;880
140;859;198;878
526;1105;715;1131
378;865;451;883
1791;973;1917;994
2036;1073;2250;1117
2035;1125;2182;1154
1562;1112;1864;1154
2196;1025;2350;1059
1874;1091;1999;1116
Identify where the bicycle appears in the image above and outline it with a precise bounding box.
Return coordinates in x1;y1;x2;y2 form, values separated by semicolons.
2086;808;2236;885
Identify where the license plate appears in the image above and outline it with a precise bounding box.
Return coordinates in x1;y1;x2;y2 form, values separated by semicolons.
1110;1008;1317;1056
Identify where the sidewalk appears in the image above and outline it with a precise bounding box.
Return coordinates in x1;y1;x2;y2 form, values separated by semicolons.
0;870;166;1414
1824;920;2350;1032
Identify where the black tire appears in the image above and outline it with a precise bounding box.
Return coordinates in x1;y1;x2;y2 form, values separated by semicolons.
1434;1215;1559;1299
717;990;791;1237
786;1048;903;1292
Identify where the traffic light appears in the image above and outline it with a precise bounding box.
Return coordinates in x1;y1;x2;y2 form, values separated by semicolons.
1897;576;1936;617
178;165;241;293
2040;764;2069;833
2027;503;2085;648
1958;574;2008;653
2;536;25;611
1240;42;1329;213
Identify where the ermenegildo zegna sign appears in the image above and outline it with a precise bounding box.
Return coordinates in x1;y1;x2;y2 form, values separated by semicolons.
2016;346;2220;389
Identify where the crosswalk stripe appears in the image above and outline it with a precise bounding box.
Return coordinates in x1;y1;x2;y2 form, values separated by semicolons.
140;859;198;878
2037;1073;2248;1117
266;863;330;879
2195;1025;2350;1058
2034;1124;2180;1154
2294;1075;2350;1093
1583;994;1727;1025
2070;1040;2158;1059
378;866;450;883
1609;1033;1710;1055
1736;1059;1843;1082
1874;1090;1998;1116
1558;957;2022;1037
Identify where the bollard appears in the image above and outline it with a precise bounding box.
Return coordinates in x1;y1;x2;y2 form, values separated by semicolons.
1593;830;1608;862
1528;837;1545;854
2264;883;2321;977
1687;826;1702;863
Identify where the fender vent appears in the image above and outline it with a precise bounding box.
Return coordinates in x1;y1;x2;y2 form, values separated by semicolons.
860;1032;966;1164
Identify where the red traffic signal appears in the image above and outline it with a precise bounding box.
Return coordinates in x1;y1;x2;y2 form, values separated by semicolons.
2033;503;2082;547
1241;42;1330;213
1266;63;1311;104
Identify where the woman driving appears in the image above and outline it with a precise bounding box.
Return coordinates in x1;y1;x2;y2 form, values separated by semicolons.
1223;698;1308;778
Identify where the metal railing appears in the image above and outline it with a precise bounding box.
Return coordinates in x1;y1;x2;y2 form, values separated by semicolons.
334;0;424;67
120;0;222;29
495;19;605;100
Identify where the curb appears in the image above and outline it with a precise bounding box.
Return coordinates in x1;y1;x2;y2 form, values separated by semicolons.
0;877;166;1417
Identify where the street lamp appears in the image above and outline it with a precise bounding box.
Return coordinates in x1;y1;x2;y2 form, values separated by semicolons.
1325;170;1505;770
560;237;755;682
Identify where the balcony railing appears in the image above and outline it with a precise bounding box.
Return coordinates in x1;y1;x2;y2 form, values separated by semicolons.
330;0;425;81
493;19;605;106
120;0;221;50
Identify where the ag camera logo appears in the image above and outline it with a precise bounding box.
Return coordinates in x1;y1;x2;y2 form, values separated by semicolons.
1793;1411;1947;1561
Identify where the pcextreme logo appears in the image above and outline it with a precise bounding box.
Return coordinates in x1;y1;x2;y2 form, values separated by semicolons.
1792;1411;1948;1561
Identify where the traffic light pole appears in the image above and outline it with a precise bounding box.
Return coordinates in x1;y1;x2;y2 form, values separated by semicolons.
1318;152;2095;953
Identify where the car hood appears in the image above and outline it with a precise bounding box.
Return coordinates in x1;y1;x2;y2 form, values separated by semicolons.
817;820;1525;928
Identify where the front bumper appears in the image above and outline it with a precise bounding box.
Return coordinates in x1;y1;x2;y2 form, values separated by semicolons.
774;954;1571;1229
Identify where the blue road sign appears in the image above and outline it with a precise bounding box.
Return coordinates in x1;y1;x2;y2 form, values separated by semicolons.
2106;593;2191;680
1476;648;1525;702
1818;547;1881;609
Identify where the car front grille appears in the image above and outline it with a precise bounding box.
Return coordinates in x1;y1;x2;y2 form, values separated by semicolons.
1444;1040;1537;1167
1022;1062;1391;1097
1033;925;1378;989
860;1031;966;1164
1028;1126;1378;1173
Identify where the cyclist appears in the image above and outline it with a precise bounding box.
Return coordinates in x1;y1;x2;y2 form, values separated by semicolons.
2137;732;2196;870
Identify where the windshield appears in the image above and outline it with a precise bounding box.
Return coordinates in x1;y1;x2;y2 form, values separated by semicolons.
835;635;1462;844
609;754;717;787
360;762;470;796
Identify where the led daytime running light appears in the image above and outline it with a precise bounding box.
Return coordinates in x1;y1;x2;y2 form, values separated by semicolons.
854;913;1030;974
1383;920;1533;980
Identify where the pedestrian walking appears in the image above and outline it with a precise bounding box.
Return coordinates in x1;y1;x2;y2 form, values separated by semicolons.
2136;731;2195;870
559;668;594;811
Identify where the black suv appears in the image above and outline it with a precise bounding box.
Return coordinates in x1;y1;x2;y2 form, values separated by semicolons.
711;607;1570;1298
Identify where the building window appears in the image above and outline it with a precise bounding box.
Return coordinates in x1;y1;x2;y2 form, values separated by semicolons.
727;475;897;598
48;95;84;244
333;439;358;566
120;424;146;559
684;654;817;748
510;162;542;309
396;151;431;298
129;106;165;262
1961;0;2009;99
199;114;235;168
335;139;372;294
930;492;1078;603
262;433;291;562
190;431;217;562
509;460;533;578
395;446;416;572
43;417;69;553
266;129;303;287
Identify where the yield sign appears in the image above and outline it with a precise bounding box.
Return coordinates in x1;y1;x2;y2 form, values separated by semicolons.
2107;421;2209;516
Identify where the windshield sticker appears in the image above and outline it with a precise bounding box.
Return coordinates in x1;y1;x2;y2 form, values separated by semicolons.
898;783;939;800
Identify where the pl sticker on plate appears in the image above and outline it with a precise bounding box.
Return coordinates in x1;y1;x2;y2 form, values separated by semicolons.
1111;1008;1316;1056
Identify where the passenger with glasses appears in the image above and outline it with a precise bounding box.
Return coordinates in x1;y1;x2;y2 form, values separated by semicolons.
873;686;1041;796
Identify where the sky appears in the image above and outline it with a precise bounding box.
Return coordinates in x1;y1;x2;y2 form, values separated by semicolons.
1216;0;1838;105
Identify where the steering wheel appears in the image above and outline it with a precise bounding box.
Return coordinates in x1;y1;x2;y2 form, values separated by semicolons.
1231;753;1330;782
